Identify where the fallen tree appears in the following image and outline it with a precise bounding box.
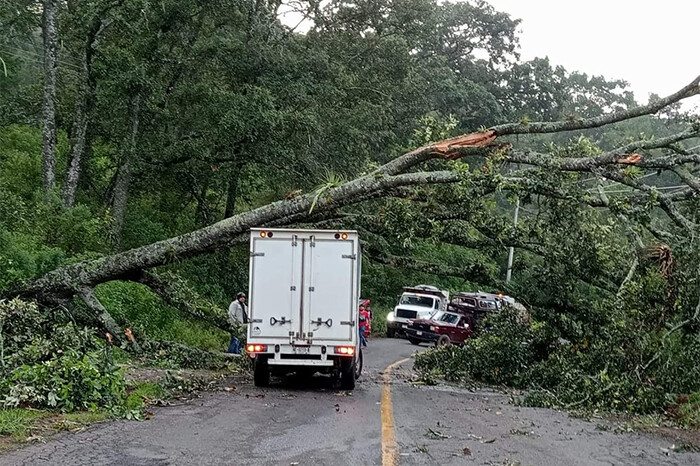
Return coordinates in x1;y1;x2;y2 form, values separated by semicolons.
4;75;700;345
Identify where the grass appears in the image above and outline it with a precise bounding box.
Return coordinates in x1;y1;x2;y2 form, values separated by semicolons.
678;392;700;428
123;381;169;411
0;409;47;438
129;382;167;401
53;411;109;432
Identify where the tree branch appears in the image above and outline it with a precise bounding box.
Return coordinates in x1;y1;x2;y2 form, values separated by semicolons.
491;75;700;136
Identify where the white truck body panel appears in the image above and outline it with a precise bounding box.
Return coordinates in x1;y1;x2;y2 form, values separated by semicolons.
247;228;360;358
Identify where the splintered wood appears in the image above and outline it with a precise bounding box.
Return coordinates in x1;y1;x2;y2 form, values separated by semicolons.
429;130;498;159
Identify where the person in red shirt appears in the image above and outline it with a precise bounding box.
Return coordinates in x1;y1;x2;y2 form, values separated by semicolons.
359;305;370;347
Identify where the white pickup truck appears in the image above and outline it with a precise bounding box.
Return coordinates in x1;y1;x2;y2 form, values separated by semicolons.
245;228;363;389
386;285;449;337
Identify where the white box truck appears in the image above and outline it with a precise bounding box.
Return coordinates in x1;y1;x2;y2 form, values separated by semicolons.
245;228;363;389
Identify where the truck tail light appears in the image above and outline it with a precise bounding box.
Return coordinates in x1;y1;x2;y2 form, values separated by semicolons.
430;326;440;332
246;344;267;353
334;346;355;355
334;232;349;240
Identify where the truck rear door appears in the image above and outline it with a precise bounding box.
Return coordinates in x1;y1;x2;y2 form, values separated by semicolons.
248;234;302;339
302;234;357;342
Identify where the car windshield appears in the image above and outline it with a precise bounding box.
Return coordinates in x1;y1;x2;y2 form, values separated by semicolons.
436;313;460;324
399;294;435;308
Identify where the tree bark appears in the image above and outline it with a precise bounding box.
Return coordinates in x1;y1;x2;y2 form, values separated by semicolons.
76;286;127;346
63;17;103;207
112;91;142;248
41;0;59;197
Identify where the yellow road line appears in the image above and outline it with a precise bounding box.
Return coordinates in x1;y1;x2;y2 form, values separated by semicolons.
381;357;411;466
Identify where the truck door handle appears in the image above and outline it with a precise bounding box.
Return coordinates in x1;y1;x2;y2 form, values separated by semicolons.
270;316;292;325
340;320;355;327
311;317;333;327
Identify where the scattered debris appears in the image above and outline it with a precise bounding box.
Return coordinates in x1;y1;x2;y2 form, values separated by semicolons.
466;433;483;441
415;445;429;453
334;404;340;412
481;438;496;444
425;428;450;440
462;446;472;455
509;429;533;436
223;386;237;392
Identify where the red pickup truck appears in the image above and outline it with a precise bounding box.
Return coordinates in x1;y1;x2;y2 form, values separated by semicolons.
404;311;473;346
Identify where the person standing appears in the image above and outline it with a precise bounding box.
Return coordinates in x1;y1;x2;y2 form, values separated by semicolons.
227;292;248;354
358;305;370;347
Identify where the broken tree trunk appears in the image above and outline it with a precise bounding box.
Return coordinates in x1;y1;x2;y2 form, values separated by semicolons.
10;170;460;303
7;76;699;306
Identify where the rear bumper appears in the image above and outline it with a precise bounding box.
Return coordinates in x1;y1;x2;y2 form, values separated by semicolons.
405;328;439;343
268;359;334;367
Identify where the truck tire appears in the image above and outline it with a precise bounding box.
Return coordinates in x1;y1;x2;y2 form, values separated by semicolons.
340;357;356;390
408;337;421;346
253;356;270;387
354;349;363;380
436;335;451;347
386;328;396;338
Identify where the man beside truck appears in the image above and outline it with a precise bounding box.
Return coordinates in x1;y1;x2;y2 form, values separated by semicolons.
227;292;248;354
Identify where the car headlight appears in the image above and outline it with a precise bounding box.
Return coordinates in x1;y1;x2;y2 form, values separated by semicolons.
386;312;395;322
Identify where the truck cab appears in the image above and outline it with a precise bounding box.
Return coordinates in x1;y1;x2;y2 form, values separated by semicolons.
245;228;362;389
385;285;449;338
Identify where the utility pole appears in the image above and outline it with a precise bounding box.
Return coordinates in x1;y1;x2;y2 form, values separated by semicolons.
505;197;520;283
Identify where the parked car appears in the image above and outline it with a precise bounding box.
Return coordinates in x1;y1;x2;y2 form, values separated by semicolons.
386;285;449;338
404;310;472;346
447;291;528;335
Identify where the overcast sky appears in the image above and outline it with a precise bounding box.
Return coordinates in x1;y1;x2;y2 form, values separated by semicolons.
486;0;699;109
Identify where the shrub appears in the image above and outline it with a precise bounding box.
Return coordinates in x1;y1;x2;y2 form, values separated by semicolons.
0;349;126;412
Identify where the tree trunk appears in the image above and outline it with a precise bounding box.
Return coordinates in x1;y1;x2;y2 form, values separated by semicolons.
224;168;240;219
63;57;90;206
194;177;211;227
112;91;142;248
10;170;459;302
63;18;102;207
41;0;59;197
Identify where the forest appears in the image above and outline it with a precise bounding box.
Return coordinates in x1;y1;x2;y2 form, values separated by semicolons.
0;0;699;432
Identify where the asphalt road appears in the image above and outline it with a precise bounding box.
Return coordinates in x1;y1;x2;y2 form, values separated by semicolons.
1;338;698;466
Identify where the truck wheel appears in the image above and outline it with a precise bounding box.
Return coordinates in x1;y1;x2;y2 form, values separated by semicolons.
436;335;451;347
386;328;396;338
354;349;363;380
340;358;356;390
253;356;270;387
408;337;421;346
